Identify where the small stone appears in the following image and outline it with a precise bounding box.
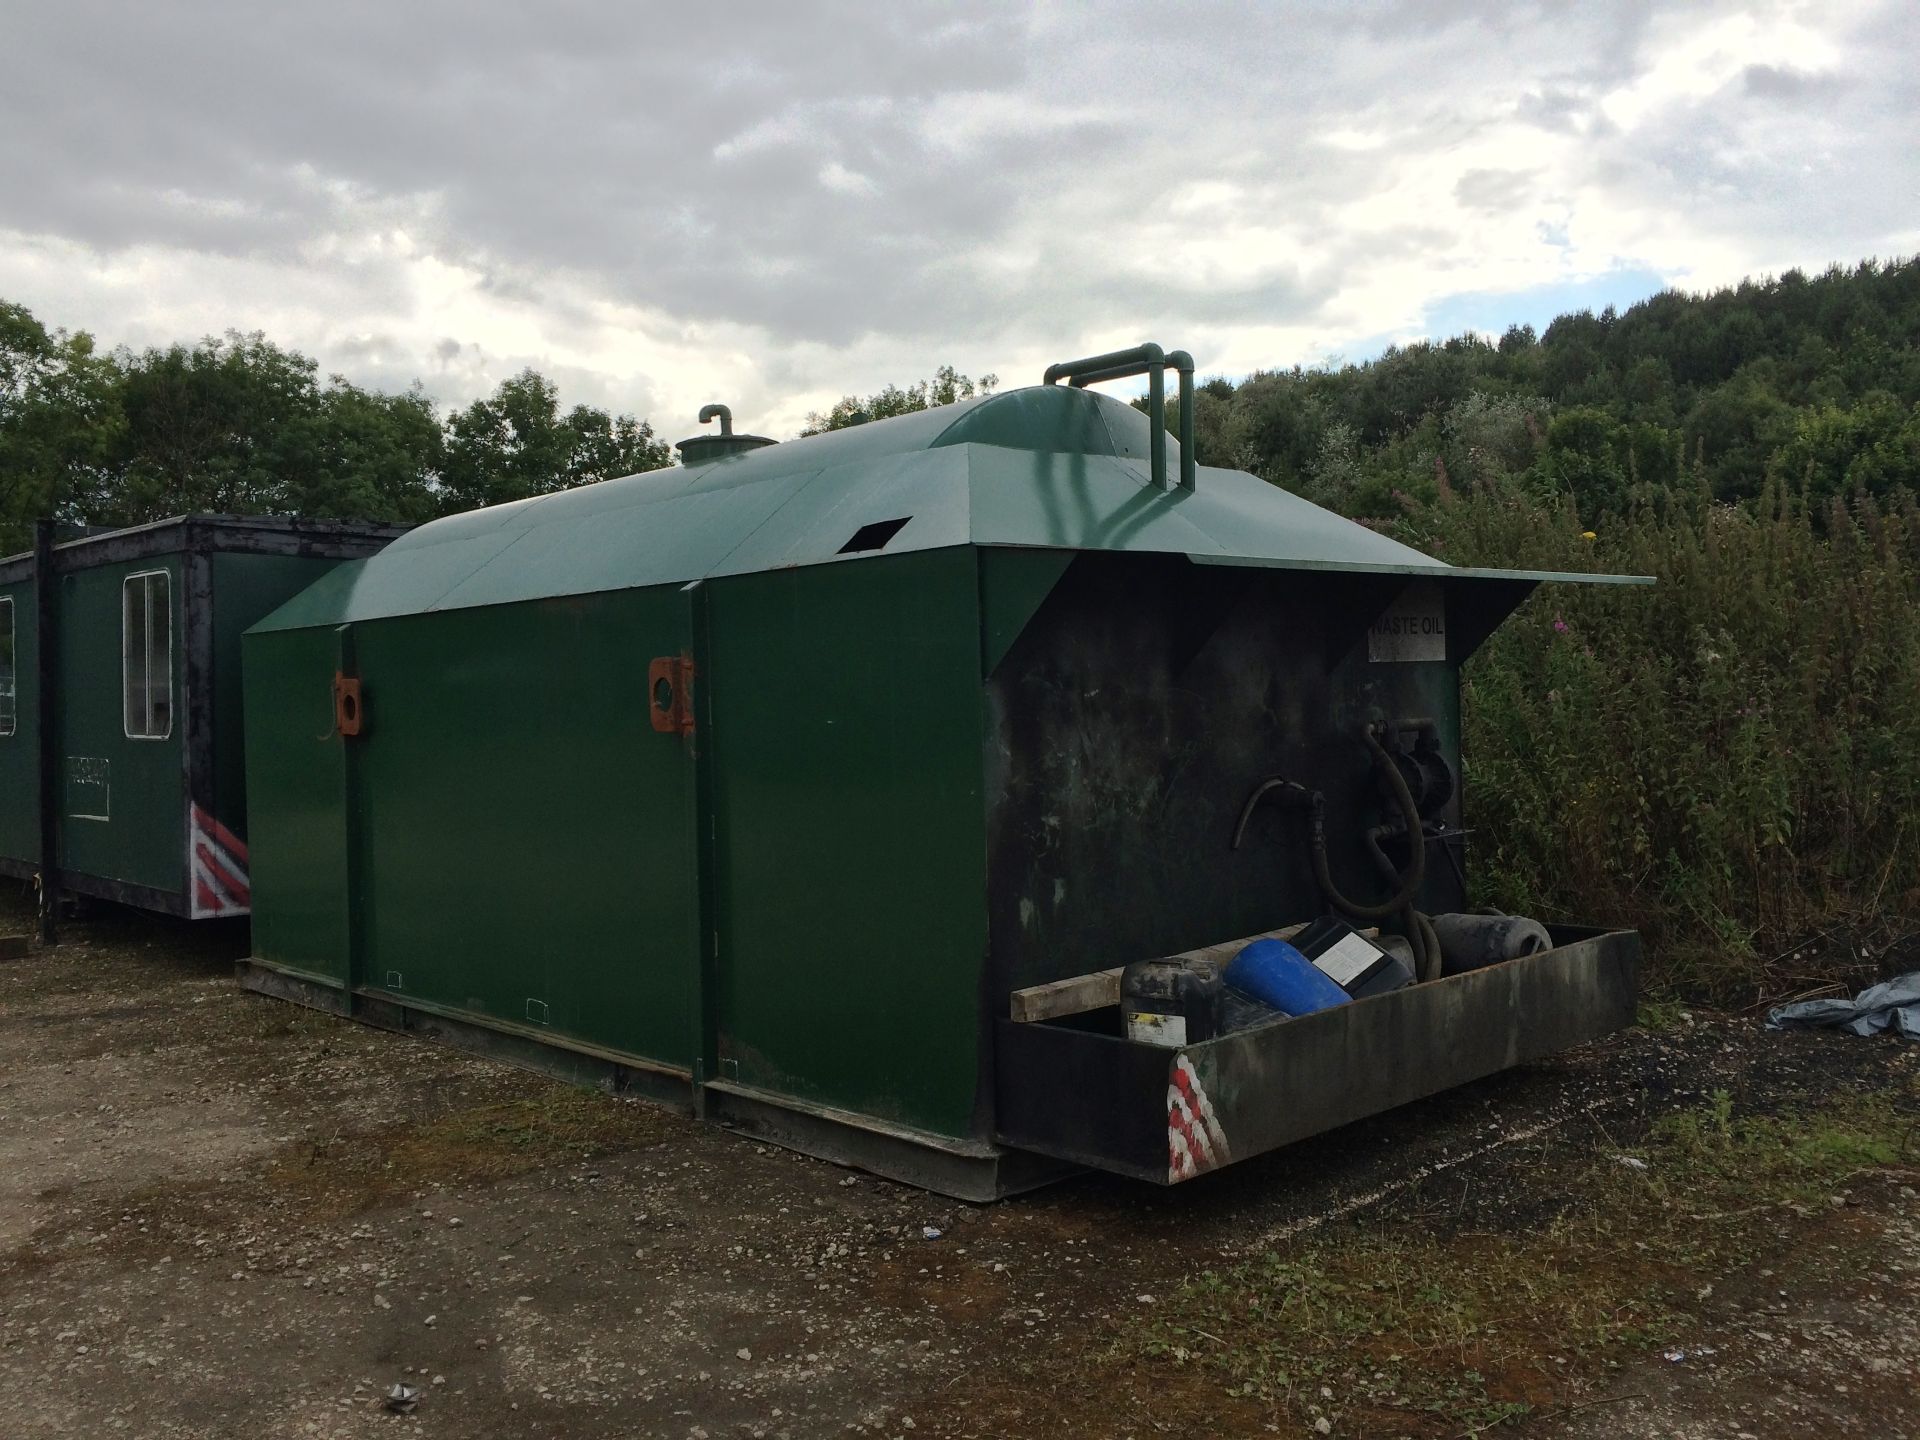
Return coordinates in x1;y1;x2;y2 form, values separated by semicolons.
431;1374;446;1386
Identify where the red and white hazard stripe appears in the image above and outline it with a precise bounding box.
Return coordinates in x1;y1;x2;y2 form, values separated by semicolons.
189;804;251;918
1167;1053;1231;1182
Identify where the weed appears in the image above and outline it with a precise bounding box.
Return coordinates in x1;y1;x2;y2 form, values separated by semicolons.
268;1081;681;1219
1126;1089;1919;1433
1635;996;1688;1032
1397;483;1920;1002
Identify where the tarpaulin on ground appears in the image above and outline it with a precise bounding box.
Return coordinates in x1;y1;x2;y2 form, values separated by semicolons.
1767;972;1920;1037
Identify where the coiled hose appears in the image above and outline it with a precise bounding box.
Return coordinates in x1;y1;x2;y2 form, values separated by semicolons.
1232;726;1443;982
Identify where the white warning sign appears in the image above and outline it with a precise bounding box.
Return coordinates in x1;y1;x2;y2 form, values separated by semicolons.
1368;583;1447;662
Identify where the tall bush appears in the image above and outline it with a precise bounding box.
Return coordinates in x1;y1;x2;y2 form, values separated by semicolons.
1397;481;1920;996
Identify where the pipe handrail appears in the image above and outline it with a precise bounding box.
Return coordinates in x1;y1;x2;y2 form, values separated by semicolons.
1166;350;1195;492
1042;342;1195;491
1042;342;1164;386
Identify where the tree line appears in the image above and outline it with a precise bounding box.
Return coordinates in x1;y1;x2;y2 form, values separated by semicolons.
7;254;1917;558
1170;256;1920;525
0;306;674;554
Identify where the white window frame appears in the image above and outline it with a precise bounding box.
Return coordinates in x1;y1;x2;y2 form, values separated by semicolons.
0;595;14;737
122;569;173;741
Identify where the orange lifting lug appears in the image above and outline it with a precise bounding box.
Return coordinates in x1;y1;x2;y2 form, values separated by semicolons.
333;672;365;737
648;655;696;735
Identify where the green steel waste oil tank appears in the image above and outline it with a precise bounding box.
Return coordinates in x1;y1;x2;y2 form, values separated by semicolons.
240;345;1648;1198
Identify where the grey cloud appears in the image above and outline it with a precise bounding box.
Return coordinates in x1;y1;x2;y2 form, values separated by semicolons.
1454;168;1539;213
1;0;1914;413
1592;7;1919;261
0;2;1642;324
1514;88;1594;134
1740;64;1843;100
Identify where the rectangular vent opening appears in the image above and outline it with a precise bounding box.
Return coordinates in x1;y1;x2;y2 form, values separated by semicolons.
838;516;911;554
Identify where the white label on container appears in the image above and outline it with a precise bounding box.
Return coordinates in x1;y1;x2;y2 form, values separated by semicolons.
66;756;110;821
1368;583;1446;662
1126;1011;1188;1047
1312;932;1383;988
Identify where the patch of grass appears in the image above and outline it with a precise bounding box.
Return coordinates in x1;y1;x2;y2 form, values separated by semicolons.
426;1086;679;1158
1635;995;1689;1032
1128;1089;1919;1434
270;1082;683;1218
1646;1087;1904;1217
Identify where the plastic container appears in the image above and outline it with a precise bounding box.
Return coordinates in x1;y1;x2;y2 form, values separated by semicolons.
1290;915;1415;998
1220;988;1285;1033
1119;956;1223;1047
1224;938;1352;1017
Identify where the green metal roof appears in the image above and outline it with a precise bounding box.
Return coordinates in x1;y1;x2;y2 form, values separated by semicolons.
253;385;1647;633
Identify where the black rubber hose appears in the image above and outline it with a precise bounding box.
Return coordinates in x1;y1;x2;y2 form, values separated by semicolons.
1310;728;1426;922
1415;909;1443;984
1231;777;1313;848
1232;728;1443;981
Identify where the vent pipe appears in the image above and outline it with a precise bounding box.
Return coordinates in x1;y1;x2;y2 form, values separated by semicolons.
676;403;777;467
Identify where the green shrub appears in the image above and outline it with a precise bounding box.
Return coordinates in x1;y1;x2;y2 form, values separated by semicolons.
1396;479;1920;997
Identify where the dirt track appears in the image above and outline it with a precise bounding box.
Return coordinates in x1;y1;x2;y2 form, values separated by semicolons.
2;894;1916;1438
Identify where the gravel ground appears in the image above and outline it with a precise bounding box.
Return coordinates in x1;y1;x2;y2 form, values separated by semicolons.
1;894;1915;1438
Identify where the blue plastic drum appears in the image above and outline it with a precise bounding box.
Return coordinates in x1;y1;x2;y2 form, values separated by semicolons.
1225;938;1352;1016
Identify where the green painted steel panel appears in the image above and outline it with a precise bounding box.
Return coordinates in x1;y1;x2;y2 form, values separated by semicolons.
243;623;351;981
709;448;973;577
932;382;1149;458
250;386;1645;637
208;552;344;843
978;548;1075;677
348;591;700;1069
54;560;185;894
0;579;36;864
704;548;989;1137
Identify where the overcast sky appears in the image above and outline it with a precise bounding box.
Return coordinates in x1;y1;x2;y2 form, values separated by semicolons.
2;0;1914;438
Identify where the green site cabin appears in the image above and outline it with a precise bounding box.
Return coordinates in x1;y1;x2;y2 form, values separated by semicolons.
240;369;1648;1198
0;517;406;921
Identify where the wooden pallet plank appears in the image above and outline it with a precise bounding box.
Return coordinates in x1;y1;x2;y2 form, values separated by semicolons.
1009;922;1344;1023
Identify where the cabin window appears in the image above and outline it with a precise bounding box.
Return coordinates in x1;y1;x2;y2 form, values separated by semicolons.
122;571;172;740
0;596;14;737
